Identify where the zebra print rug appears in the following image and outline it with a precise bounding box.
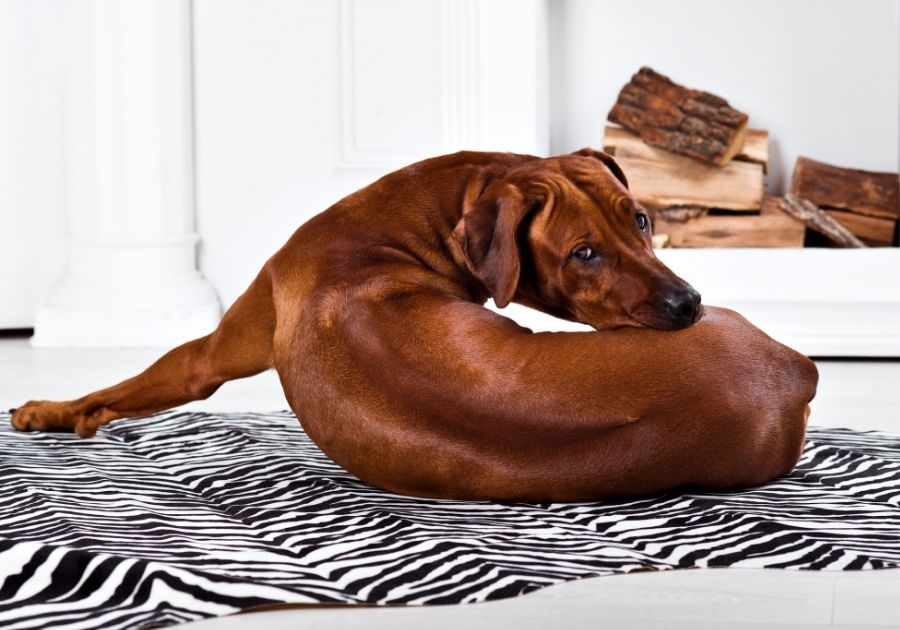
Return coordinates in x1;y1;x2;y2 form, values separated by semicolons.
0;410;897;629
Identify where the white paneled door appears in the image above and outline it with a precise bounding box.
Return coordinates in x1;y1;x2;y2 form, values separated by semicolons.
192;0;549;310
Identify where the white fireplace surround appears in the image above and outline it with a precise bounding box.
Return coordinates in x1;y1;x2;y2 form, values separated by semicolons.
17;0;900;356
498;248;900;358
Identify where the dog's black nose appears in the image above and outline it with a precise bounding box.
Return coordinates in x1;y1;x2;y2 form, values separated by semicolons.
662;288;702;326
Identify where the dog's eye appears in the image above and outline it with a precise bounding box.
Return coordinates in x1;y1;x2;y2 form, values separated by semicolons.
635;213;649;232
571;245;596;261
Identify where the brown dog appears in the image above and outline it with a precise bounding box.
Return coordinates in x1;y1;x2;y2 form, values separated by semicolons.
11;149;818;501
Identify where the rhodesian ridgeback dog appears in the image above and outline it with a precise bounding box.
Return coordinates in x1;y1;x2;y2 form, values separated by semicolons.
11;149;818;501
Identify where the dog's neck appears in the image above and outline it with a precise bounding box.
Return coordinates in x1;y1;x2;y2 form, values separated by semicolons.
329;152;533;305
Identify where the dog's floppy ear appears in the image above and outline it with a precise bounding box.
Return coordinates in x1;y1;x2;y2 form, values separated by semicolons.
452;183;531;309
571;148;628;189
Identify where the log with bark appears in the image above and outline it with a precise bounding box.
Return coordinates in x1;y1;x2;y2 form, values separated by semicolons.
791;157;899;220
778;194;866;248
601;123;764;211
609;151;764;211
607;67;749;166
825;210;897;246
604;125;769;172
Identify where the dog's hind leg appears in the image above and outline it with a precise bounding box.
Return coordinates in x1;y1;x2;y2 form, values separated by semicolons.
11;267;277;437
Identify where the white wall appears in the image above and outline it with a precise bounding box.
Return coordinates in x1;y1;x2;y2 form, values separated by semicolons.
549;0;900;195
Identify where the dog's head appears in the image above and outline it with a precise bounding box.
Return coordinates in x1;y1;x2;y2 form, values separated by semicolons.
452;148;701;330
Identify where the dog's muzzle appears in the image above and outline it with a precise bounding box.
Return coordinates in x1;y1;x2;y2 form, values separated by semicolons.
660;287;702;328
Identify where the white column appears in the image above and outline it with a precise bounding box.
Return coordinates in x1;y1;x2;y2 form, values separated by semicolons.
32;0;221;347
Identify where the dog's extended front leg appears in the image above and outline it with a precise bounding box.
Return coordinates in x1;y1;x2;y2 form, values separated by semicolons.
11;269;276;437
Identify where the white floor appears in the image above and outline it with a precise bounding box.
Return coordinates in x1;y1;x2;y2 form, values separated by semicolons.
0;336;898;629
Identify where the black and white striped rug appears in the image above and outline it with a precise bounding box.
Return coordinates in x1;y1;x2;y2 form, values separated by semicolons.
0;410;898;629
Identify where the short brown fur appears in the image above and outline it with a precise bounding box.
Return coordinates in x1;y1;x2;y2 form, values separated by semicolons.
11;150;818;502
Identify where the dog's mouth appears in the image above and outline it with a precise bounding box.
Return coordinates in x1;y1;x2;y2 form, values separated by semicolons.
630;302;704;331
584;292;703;332
562;279;704;332
578;305;702;332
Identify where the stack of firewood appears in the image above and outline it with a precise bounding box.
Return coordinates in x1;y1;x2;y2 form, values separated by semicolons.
603;67;899;248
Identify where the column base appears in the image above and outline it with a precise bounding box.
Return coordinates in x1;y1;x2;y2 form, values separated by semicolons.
31;236;223;348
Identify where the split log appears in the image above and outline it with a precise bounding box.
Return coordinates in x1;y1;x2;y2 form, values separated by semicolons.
825;210;897;247
604;125;768;172
791;157;899;220
612;153;764;211
651;234;670;249
652;211;804;248
654;206;707;222
779;194;866;248
738;130;769;172
607;67;749;166
760;195;787;217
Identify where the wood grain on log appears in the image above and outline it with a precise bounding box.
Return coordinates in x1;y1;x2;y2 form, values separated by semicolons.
825;210;897;246
779;194;866;248
739;130;769;172
613;154;764;211
760;195;787;217
655;206;707;223
603;125;768;171
651;213;804;248
607;67;749;166
791;157;899;219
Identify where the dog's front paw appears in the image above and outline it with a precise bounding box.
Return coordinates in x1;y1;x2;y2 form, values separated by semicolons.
10;400;96;437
